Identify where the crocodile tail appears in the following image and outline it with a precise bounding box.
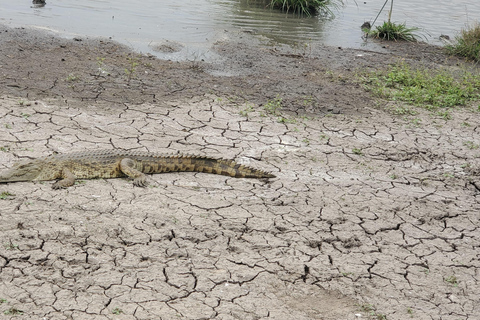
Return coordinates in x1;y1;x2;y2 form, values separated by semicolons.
142;155;276;179
203;158;276;179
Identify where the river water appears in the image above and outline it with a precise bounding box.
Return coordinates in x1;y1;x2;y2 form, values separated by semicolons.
0;0;478;60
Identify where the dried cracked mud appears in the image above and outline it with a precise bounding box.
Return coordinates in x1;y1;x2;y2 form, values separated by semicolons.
0;25;479;320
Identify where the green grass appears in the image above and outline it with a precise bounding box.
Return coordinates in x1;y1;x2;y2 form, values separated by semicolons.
352;148;363;155
446;22;480;61
112;307;123;315
368;21;420;41
269;0;342;16
444;275;459;286
361;62;480;110
0;191;15;200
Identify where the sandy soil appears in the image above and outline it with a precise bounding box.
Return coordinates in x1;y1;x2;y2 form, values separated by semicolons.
0;25;479;320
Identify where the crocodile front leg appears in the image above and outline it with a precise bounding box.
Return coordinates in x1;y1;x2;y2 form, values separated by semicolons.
52;168;76;189
120;158;148;187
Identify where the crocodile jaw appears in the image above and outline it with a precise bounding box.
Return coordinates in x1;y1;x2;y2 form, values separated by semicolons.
0;160;43;183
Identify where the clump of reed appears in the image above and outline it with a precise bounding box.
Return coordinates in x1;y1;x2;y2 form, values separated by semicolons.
446;22;480;61
368;21;420;41
365;0;420;41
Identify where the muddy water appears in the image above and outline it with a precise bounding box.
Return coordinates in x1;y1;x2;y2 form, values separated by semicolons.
0;0;478;60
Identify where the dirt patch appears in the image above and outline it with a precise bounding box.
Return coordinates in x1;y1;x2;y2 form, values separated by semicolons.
0;25;479;320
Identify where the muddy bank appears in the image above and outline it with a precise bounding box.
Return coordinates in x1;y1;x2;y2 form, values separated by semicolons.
0;24;479;320
0;25;455;115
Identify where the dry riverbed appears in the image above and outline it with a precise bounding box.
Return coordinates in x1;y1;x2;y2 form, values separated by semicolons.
0;25;479;320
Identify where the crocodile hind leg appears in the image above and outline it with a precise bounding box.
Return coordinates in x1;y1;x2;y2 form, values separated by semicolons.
120;158;148;187
52;168;76;189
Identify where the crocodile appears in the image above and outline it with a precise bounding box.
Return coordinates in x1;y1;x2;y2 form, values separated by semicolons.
0;149;275;189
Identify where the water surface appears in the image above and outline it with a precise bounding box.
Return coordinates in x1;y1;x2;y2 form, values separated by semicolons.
0;0;478;60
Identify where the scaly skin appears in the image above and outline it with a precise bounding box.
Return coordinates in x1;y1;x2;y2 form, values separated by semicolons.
0;149;276;189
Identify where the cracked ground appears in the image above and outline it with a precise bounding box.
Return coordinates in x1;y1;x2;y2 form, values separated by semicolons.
0;25;479;319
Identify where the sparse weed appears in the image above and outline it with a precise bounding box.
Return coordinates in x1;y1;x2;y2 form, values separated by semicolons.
410;118;422;126
125;56;139;82
357;303;387;320
3;307;23;315
263;95;283;115
444;275;459;286
443;172;455;178
277;116;296;123
112;307;123;315
352;148;363;155
437;110;452;120
143;61;154;69
227;96;241;104
303;95;315;106
4;242;19;250
461;163;471;169
65;73;79;82
359;303;376;316
239;104;254;117
407;307;414;316
97;57;105;68
390;106;418;116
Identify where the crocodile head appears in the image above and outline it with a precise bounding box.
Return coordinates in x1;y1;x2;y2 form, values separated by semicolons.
0;160;43;183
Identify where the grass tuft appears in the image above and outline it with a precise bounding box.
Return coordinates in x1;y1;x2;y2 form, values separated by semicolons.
269;0;342;17
368;21;420;41
446;22;480;61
